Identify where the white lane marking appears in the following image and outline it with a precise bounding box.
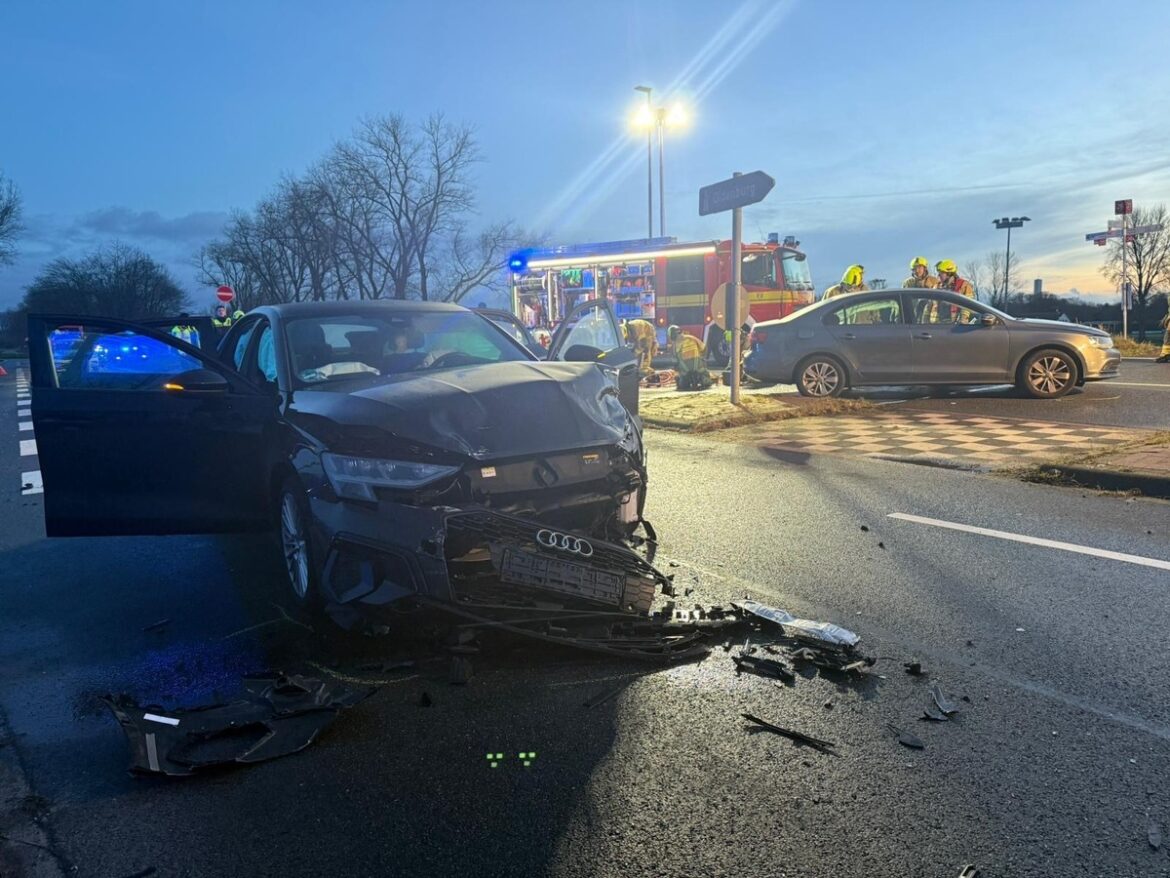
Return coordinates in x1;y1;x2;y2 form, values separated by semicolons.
888;512;1170;572
19;421;32;431
144;713;180;726
1108;381;1170;389
18;409;29;418
20;438;37;456
21;471;42;495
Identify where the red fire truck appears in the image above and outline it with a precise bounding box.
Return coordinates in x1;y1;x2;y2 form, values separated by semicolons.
508;234;815;351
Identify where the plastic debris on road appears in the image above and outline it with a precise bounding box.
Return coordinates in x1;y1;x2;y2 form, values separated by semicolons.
742;713;837;753
888;723;925;750
732;599;860;648
102;673;375;777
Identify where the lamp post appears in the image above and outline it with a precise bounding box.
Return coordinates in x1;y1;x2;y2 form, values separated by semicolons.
634;86;652;239
992;216;1030;303
632;93;687;238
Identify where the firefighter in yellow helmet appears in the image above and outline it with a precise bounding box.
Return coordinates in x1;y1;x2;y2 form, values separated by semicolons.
934;259;976;323
1157;310;1170;363
668;325;712;391
822;264;869;300
622;318;659;377
904;257;939;289
935;259;975;298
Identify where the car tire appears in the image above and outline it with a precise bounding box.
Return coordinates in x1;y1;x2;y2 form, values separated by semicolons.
795;355;847;398
1017;348;1079;399
278;476;321;608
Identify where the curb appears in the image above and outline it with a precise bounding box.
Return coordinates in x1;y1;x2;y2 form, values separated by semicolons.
1036;464;1170;499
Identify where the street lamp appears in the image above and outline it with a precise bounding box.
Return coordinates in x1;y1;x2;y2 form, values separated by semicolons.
631;92;688;238
992;216;1030;301
634;86;652;239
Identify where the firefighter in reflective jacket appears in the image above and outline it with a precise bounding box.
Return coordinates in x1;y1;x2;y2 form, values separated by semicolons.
904;256;939;289
935;259;975;298
934;258;976;322
623;318;658;376
822;264;869;300
212;304;232;329
669;325;711;391
1157;311;1170;363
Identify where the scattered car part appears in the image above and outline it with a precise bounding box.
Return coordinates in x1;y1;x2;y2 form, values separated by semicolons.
888;723;924;750
921;707;950;722
732;653;795;683
957;867;979;878
742;713;837;754
903;660;924;676
102;674;374;777
733;599;860;648
930;684;960;716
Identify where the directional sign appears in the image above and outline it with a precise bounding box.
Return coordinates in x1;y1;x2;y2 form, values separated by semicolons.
1084;223;1163;243
699;171;775;216
1115;199;1133;216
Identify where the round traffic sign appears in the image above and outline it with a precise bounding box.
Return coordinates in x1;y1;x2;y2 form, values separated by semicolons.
216;285;235;303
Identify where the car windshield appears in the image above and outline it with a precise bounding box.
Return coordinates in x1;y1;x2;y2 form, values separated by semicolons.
286;310;530;386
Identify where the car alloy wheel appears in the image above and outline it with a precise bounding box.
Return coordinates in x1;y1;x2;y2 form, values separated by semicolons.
1026;353;1073;397
799;359;843;397
280;492;311;601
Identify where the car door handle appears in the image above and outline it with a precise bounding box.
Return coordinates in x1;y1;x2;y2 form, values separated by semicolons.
916;332;933;339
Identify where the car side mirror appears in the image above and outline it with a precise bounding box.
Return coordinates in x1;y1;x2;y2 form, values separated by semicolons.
163;368;229;394
563;343;605;362
981;314;998;326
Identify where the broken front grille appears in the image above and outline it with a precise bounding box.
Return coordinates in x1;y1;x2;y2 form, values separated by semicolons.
444;510;661;613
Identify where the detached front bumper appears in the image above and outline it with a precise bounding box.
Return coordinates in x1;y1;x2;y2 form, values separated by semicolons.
307;495;665;621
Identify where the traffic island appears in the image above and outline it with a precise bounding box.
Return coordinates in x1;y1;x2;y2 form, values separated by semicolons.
1011;432;1170;499
639;389;872;432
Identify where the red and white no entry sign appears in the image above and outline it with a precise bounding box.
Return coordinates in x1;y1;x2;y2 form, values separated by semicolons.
216;285;235;303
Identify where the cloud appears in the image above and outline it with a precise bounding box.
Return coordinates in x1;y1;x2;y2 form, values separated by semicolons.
0;207;231;309
70;207;229;244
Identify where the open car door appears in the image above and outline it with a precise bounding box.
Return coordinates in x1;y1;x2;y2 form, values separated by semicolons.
474;308;546;358
548;299;639;415
27;314;279;537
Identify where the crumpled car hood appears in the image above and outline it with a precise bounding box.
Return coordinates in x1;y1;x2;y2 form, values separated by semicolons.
294;360;631;459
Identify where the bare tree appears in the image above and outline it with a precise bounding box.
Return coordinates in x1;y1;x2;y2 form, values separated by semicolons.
963;259;986;302
195;112;517;309
22;243;187;318
0;171;23;266
1102;203;1170;338
980;250;1021;308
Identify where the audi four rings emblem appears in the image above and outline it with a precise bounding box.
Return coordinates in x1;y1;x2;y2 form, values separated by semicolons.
536;529;594;557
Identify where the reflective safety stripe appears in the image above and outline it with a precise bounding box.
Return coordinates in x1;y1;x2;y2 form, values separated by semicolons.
657;294;708;307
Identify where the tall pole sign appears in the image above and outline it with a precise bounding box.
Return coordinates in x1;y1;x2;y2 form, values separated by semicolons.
698;170;775;404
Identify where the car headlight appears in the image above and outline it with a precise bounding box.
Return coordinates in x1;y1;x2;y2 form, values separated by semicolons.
322;452;460;501
1089;336;1114;349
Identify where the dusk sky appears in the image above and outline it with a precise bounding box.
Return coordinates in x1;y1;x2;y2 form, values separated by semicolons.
2;0;1169;311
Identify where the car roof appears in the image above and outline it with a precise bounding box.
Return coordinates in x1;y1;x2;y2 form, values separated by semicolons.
255;300;469;320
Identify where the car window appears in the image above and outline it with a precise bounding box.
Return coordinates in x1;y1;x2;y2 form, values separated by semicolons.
229;320;260;370
49;326;201;390
909;296;983;325
256;326;277;382
553;304;621;358
825;297;902;326
285;310;529;386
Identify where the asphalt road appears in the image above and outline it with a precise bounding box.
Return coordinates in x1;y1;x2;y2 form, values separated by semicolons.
3;363;1170;877
861;358;1170;430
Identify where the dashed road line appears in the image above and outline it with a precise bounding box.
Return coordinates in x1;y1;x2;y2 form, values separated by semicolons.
20;438;37;457
888;512;1170;572
21;471;43;495
19;421;32;431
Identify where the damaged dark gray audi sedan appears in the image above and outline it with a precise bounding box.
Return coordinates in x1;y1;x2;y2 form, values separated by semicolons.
27;299;666;625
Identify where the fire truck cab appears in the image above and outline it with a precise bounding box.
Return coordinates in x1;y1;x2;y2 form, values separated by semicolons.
508;234;814;357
